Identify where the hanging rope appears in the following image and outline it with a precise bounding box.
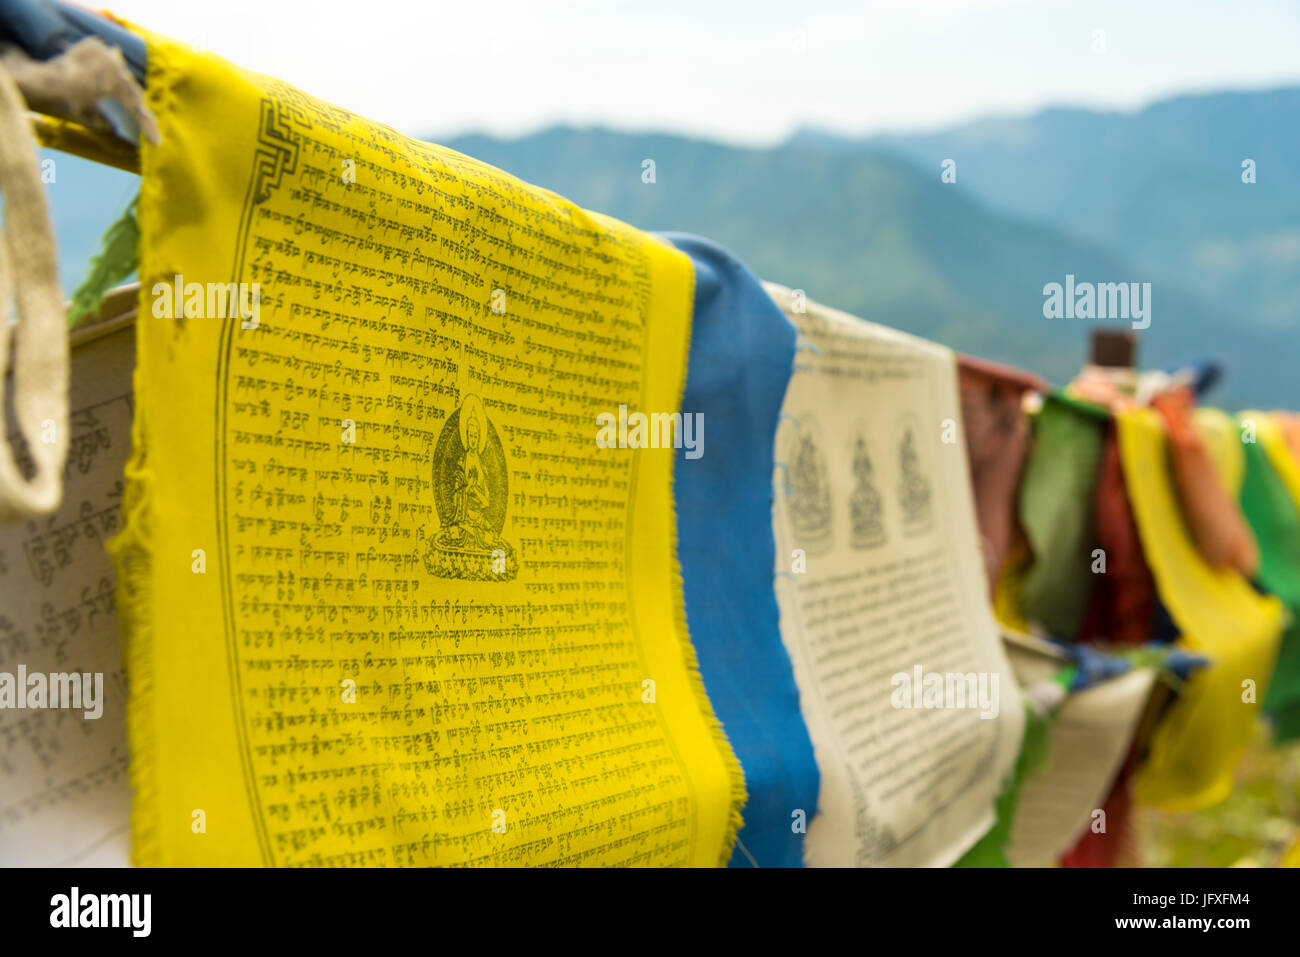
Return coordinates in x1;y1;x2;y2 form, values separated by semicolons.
0;54;67;521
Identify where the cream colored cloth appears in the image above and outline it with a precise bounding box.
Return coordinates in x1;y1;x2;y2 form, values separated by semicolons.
1;37;158;145
0;320;136;866
1002;633;1155;866
0;60;68;523
765;283;1024;866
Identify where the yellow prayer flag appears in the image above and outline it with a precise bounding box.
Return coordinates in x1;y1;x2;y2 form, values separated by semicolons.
1245;411;1300;510
1118;408;1283;812
1192;407;1245;498
110;28;741;866
1280;836;1300;868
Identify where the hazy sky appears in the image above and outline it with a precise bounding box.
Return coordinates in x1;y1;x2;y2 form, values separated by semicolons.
108;0;1300;145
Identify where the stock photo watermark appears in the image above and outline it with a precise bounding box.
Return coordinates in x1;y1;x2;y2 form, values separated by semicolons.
0;666;104;719
49;888;151;937
152;273;261;328
595;405;704;459
1042;274;1151;330
890;665;1000;720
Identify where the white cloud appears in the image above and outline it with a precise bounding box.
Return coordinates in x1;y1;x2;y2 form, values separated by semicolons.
105;0;1300;145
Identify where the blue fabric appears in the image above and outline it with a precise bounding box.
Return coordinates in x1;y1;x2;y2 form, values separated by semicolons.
662;233;819;868
1062;642;1133;691
1162;649;1209;682
1164;358;1223;397
1047;638;1207;691
0;0;147;81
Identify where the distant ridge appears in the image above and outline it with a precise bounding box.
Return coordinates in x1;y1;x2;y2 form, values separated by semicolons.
39;88;1300;409
443;106;1295;408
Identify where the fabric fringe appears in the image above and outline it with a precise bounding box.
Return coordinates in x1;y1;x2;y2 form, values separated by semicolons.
1;36;158;146
103;29;172;869
662;249;748;867
105;375;158;866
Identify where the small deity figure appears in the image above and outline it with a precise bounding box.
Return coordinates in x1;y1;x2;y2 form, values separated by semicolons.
850;435;885;549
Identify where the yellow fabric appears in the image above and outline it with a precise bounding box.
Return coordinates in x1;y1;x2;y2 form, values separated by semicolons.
30;112;140;174
111;29;741;866
1247;411;1300;510
1280;836;1300;868
1192;407;1245;498
993;548;1032;635
1118;408;1283;811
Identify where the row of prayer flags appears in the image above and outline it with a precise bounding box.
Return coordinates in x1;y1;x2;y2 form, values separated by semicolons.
5;13;1300;867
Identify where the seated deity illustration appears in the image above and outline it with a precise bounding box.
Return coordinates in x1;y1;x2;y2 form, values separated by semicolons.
897;425;933;533
849;434;886;549
425;393;517;581
786;422;833;555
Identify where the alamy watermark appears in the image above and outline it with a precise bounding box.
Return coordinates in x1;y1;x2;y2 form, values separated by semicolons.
1043;274;1150;330
890;665;1000;719
595;404;704;459
50;887;150;937
152;273;261;328
0;666;103;719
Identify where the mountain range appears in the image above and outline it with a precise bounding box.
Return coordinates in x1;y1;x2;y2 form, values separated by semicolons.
42;86;1299;408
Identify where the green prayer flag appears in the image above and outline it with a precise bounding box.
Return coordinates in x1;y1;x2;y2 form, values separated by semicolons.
1239;437;1300;739
67;194;139;325
1017;394;1107;641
